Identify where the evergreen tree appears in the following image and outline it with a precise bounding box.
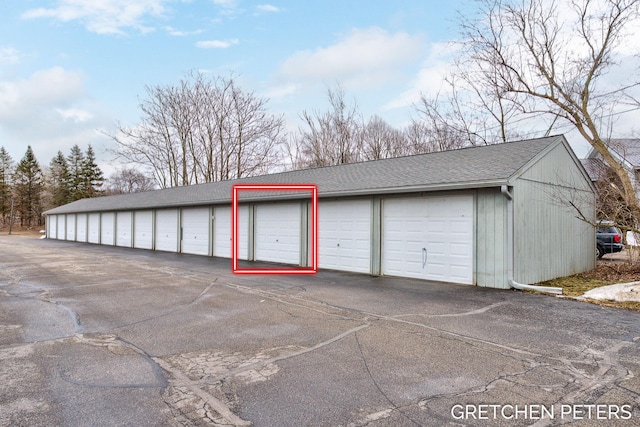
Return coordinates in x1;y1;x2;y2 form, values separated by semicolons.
67;144;86;201
13;146;43;227
82;145;104;197
0;147;14;228
49;151;71;207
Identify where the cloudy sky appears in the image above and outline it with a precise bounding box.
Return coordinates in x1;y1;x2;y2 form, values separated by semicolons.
0;0;637;177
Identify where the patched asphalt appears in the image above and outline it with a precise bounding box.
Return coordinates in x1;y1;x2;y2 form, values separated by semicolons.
1;235;639;426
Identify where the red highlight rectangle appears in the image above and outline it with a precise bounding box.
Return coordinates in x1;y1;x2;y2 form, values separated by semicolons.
232;183;318;274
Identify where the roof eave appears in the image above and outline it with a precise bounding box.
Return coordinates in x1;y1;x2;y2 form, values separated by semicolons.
44;180;511;215
316;180;510;199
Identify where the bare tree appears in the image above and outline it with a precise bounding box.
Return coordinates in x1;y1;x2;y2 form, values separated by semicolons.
282;134;307;171
296;84;362;167
106;168;155;195
458;0;640;229
415;73;524;147
109;72;285;187
405;102;472;154
361;115;410;160
403;120;432;154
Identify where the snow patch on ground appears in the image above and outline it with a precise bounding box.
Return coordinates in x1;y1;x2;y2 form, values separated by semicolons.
580;281;640;302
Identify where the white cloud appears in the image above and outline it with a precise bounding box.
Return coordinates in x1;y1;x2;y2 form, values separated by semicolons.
213;0;237;6
212;0;240;17
384;41;458;110
0;67;86;121
21;0;169;35
257;4;280;13
56;107;94;123
262;83;299;99
0;67;112;166
165;26;204;36
0;47;21;66
196;39;239;48
277;27;424;88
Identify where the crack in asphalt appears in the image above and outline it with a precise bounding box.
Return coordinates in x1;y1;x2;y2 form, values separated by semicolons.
2;283;86;337
227;281;539;358
53;301;84;334
225;280;640;425
109;280;220;331
354;330;424;427
154;356;250;427
185;323;371;386
391;301;510;318
66;334;169;388
153;323;372;426
3;246;638;426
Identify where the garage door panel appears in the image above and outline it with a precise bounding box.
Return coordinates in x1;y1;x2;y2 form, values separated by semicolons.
214;206;248;259
450;242;471;256
76;214;87;242
318;200;371;273
256;203;301;265
66;215;75;240
451;219;472;231
156;209;178;252
181;207;210;255
88;214;100;243
428;242;445;256
134;211;153;249
48;216;57;239
116;212;132;247
383;196;473;284
57;216;66;240
427;220;445;233
101;213;115;245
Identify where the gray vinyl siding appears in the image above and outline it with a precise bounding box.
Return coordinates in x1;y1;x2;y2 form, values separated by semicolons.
475;189;509;289
513;144;595;284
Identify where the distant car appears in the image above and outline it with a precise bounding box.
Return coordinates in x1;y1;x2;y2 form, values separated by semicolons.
596;222;624;259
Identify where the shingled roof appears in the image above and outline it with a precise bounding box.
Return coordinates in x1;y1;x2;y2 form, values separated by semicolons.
45;135;567;215
580;158;608;182
607;139;640;169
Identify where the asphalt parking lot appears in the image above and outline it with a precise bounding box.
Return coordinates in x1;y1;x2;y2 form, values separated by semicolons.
1;235;639;426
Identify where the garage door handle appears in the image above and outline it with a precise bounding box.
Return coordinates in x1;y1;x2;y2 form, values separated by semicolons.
422;247;427;269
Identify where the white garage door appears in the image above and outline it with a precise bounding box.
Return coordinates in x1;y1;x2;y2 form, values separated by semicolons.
88;213;100;244
66;214;76;241
134;211;153;249
57;215;66;240
255;203;301;265
383;195;473;284
100;212;115;246
319;200;371;273
181;207;210;255
213;206;248;259
76;213;87;242
48;215;58;239
156;209;179;252
116;212;132;247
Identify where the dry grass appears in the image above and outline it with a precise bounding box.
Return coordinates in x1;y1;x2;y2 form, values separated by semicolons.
543;275;611;297
0;227;43;237
540;254;640;311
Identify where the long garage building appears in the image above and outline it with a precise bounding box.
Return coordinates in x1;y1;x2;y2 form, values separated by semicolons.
44;135;596;289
